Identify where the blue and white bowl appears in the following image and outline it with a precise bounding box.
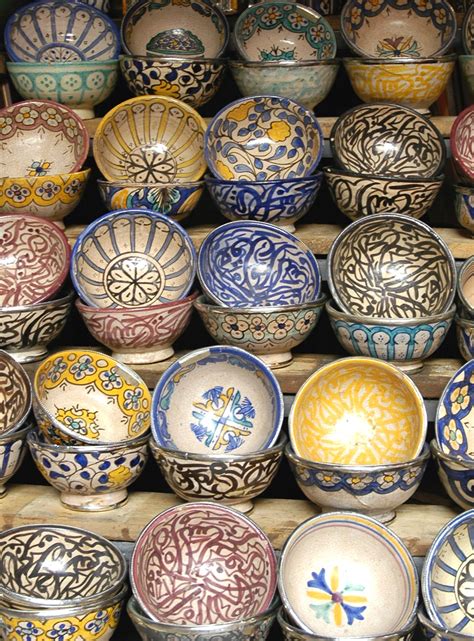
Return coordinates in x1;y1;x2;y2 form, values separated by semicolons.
455;185;474;235
418;609;473;641
78;0;110;11
431;440;474;511
0;424;30;498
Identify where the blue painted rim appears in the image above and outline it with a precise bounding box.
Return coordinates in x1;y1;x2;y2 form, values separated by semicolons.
204;170;323;186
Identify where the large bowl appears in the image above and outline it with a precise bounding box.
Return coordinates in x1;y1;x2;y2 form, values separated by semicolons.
455;184;474;235
418;609;472;641
431;440;474;512
451;105;474;185
456;315;474;361
463;5;474;54
459;55;474;104
0;351;31;437
457;256;474;318
0;424;30;498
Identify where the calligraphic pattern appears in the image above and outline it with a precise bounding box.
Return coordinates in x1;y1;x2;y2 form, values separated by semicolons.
0;353;30;435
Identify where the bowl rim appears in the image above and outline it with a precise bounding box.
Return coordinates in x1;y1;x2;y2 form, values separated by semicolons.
6;59;120;69
462;4;474;55
455;314;474;328
27;427;149;452
418;608;474;641
454;183;474;195
0;421;31;445
97;178;205;188
76;289;199;315
229;58;340;68
323;166;445;184
451;105;474;183
430;438;474;468
204;170;323;186
119;53;228;64
342;54;457;65
325;299;457;326
194;292;327;315
0;350;32;437
0;168;92;185
457;256;474;316
0;289;74;314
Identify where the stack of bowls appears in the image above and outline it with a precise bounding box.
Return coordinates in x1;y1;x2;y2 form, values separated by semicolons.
460;5;474;102
5;0;120;119
452;106;474;236
456;257;474;360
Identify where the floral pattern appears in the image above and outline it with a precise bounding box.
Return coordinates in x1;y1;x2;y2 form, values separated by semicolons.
436;361;474;459
307;567;367;626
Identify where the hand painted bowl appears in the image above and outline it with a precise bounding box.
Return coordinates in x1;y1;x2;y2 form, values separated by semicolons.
71;210;196;309
93;96;207;183
0;100;89;178
326;300;455;374
152;345;284;455
0;524;126;608
279;512;418;636
79;0;110;11
340;0;456;59
431;440;474;512
233;2;336;62
28;429;149;511
330;103;446;179
76;291;198;364
121;0;229;58
418;609;472;641
33;348;151;445
454;184;474;235
463;4;474;54
205;173;323;232
130;502;277;625
7;60;120;120
0;215;70;307
120;56;227;109
457;256;474;318
205;96;323;181
456;315;474;361
198;221;321;307
5;0;120;63
459;55;474;105
0;424;30;498
451;105;474;185
289;357;427;465
194;295;326;369
149;434;286;513
0;351;31;437
327;214;456;319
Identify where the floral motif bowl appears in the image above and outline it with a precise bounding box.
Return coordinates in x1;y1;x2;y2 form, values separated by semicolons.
431;440;474;512
5;0;120;63
327;214;456;319
76;291;198;364
195;295;326;368
340;0;456;59
0;100;89;178
463;4;474;54
33;349;151;445
456;315;474;361
457;256;474;318
418;609;472;641
0;424;30;498
289;357;427;465
131;502;277;625
451;105;474;185
454;184;474;235
205;96;323;181
279;512;418;636
459;55;474;104
198;221;321;307
152;345;284;455
93;96;207;183
0;351;31;437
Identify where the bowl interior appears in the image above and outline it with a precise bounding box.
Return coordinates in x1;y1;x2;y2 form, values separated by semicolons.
452;106;474;182
0;351;31;436
459;258;474;313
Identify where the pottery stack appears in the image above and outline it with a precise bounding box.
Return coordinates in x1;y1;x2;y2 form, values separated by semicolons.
456;257;474;359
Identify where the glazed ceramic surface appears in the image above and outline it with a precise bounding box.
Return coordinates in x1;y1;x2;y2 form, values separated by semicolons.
456;316;474;361
455;184;474;235
0;351;31;437
458;257;474;317
328;215;456;319
279;512;418;636
418;609;473;641
131;502;277;625
79;0;110;10
198;222;321;307
289;357;427;465
341;0;456;58
432;440;474;512
451;105;474;184
93;96;207;183
152;345;284;454
459;56;474;104
205;96;323;181
0;100;89;178
71;210;196;309
5;0;120;62
331;103;445;179
0;424;30;497
463;5;474;54
33;349;151;445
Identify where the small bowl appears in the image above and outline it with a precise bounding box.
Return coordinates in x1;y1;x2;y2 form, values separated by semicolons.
205;96;323;181
451;105;474;185
33;348;151;445
418;609;472;641
289;356;427;465
279;512;418;636
152;345;283;454
0;424;30;498
0;351;31;437
198;221;321;307
431;440;474;511
456;315;474;361
327;214;456;319
194;294;326;369
131;502;277;625
76;291;198;364
28;429;149;511
459;55;474;104
454;184;474;235
93;95;207;183
233;2;336;62
457;256;474;318
286;442;429;525
330;103;446;179
71;209;197;309
463;5;474;54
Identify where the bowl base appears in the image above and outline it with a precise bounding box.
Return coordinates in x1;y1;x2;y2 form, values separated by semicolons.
72;106;96;120
272;222;296;233
5;346;48;363
50;220;66;230
0;484;6;498
60;489;128;511
111;346;175;365
228;499;254;514
391;359;424;374
259;351;293;369
320;505;396;524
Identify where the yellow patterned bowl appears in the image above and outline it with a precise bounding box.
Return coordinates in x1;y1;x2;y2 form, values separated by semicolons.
289;357;427;465
33;349;151;445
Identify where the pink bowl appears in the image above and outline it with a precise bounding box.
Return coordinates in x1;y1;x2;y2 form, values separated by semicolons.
451;105;474;184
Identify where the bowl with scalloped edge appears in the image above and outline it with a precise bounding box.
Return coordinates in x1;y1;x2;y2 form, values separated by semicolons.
0;350;31;437
456;315;474;361
455;184;474;236
418;609;473;641
431;440;474;512
451;105;474;185
463;4;474;54
0;423;30;498
457;256;474;318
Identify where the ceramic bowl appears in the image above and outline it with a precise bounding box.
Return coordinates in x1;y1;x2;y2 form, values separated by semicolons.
0;100;89;178
205;96;323;181
229;60;339;110
459;55;474;104
463;4;474;54
33;348;151;445
71;209;196;309
431;440;474;512
131;502;277;625
76;291;198;364
0;350;31;437
0;424;30;498
205;173;323;232
330;103;446;179
28;429;149;511
0;524;126;608
79;0;110;11
0;170;90;228
457;256;474;318
7;60;119;120
286;442;429;524
5;0;120;63
451;105;474;185
93;96;207;183
328;214;456;319
289;356;427;465
456;315;474;361
340;0;456;59
97;180;204;222
324;168;443;222
326;300;455;374
198;221;321;307
454;184;474;235
279;512;418;636
121;0;229;58
418;609;472;641
120;56;227;109
195;295;326;369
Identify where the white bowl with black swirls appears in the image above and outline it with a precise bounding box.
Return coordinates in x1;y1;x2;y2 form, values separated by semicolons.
431;440;474;512
0;424;30;498
457;256;474;319
0;350;31;436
